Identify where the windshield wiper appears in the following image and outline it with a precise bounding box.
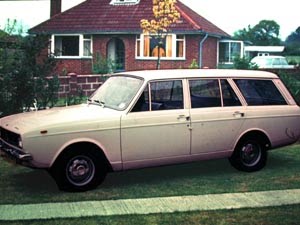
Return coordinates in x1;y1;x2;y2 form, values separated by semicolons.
87;99;105;107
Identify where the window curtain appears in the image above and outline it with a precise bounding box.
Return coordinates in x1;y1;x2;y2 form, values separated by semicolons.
166;35;172;57
143;35;150;57
177;41;183;57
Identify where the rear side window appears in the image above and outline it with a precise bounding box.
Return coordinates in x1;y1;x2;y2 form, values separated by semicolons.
189;79;241;108
234;79;287;105
189;79;221;108
221;80;241;106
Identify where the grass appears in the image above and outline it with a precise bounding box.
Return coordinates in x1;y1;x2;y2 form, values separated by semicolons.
2;204;300;225
1;144;300;224
0;144;300;205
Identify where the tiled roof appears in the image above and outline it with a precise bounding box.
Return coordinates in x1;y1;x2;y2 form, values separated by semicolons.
29;0;229;37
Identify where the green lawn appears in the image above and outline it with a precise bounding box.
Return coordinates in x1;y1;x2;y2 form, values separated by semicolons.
1;144;300;205
1;144;300;224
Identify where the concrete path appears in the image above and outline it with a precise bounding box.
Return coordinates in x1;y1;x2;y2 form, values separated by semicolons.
1;189;300;221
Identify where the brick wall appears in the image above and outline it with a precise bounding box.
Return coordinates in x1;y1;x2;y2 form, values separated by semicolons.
201;36;219;69
51;34;219;75
55;59;93;75
123;34;219;71
46;34;219;97
58;73;105;98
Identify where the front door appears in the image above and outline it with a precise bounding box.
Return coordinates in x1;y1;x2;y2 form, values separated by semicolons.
107;38;125;71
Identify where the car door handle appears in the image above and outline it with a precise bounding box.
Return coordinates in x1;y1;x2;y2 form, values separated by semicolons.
233;111;245;117
177;115;190;121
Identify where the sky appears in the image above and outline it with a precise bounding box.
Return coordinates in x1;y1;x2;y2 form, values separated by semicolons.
0;0;299;40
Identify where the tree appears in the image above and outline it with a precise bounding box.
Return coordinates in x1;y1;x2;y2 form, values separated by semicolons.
234;20;281;46
0;25;59;116
140;0;180;69
284;27;300;56
286;27;300;44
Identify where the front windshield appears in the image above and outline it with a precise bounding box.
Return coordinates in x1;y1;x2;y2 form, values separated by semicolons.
89;76;143;110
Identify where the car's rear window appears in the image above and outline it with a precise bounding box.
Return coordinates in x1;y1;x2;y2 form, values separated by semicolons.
234;79;287;106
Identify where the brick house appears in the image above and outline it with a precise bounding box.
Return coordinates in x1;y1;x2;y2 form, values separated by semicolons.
29;0;229;75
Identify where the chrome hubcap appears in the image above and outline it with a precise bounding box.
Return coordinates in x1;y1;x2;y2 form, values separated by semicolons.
66;156;95;186
241;143;261;166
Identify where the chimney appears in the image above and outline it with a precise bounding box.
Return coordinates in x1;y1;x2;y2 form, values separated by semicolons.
50;0;62;17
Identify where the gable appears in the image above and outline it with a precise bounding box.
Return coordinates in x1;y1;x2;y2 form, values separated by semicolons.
29;0;229;38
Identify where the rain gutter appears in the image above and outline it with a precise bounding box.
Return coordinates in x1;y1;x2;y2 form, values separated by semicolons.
199;33;209;68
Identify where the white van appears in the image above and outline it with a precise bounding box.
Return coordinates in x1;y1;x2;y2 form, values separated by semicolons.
1;69;300;191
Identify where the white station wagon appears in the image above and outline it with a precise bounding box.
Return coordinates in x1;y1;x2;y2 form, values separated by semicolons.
1;69;300;191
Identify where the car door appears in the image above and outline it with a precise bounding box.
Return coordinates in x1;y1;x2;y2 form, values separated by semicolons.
189;78;245;155
121;79;191;169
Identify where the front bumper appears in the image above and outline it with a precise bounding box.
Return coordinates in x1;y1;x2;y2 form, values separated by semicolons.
0;139;33;166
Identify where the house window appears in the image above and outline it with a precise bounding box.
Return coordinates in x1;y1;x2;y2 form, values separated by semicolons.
83;35;92;56
136;34;185;59
218;40;243;64
52;34;92;58
176;35;184;58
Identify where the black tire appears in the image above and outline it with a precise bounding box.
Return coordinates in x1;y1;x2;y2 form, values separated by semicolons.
229;138;267;172
50;147;107;192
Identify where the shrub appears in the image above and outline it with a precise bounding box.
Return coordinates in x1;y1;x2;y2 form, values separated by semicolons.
233;56;258;70
0;34;60;117
93;52;118;74
188;59;199;69
279;72;300;105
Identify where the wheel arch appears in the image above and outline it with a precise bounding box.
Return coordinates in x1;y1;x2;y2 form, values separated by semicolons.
50;139;113;172
233;129;272;154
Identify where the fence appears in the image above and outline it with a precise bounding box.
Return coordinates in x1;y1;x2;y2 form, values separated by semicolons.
57;73;108;98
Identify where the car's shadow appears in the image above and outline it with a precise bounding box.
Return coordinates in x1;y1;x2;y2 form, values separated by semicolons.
12;169;59;193
103;153;292;188
9;153;292;194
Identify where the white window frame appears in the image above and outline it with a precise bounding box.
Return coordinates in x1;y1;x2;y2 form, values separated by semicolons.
136;34;186;60
218;40;244;64
51;34;93;59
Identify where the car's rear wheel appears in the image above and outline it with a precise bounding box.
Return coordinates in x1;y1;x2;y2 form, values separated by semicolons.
229;138;267;172
50;147;107;192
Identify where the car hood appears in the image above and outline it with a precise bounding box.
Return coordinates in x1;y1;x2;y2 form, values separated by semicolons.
0;104;122;136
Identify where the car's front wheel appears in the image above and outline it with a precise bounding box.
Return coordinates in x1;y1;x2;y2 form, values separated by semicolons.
229;138;267;172
50;147;107;192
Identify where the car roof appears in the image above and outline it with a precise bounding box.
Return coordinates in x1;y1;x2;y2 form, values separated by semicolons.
118;69;279;81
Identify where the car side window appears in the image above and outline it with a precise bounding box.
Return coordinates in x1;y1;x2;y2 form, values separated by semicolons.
234;79;287;105
221;79;241;106
131;80;184;112
273;58;281;66
189;79;221;108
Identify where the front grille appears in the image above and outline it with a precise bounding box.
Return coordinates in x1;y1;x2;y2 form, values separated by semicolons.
0;127;20;148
